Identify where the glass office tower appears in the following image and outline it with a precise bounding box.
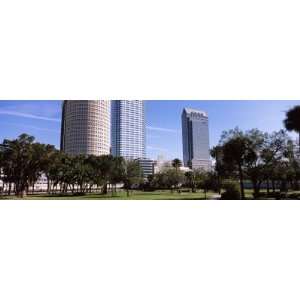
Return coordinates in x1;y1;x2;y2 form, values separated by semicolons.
111;100;146;160
182;108;211;170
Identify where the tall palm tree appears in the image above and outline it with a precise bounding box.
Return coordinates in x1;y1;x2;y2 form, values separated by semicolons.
284;106;300;152
171;158;182;172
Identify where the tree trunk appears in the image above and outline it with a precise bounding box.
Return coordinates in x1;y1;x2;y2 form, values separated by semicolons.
272;180;275;193
280;179;288;193
102;183;108;194
19;183;26;198
253;180;262;198
252;180;260;198
8;182;11;196
266;179;270;195
47;177;51;194
112;184;117;196
238;164;245;199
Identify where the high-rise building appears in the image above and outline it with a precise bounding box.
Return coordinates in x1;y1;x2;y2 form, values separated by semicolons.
111;100;146;159
181;108;211;170
60;100;110;156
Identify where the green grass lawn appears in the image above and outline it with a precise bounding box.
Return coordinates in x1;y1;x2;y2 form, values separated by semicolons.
0;190;215;200
2;189;299;200
244;189;300;199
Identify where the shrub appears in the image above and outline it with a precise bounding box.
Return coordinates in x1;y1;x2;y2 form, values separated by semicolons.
275;192;287;200
72;192;86;196
221;182;241;200
286;192;300;199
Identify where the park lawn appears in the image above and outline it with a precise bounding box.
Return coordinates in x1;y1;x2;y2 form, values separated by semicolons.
0;190;215;200
2;189;300;200
244;189;300;199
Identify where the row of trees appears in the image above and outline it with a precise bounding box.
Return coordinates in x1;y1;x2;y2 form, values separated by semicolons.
208;105;300;199
145;128;300;199
0;105;299;199
0;134;142;197
0;130;299;198
143;159;218;198
0;134;212;198
211;128;300;199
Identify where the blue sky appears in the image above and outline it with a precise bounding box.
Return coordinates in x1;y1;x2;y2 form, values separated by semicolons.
0;100;299;160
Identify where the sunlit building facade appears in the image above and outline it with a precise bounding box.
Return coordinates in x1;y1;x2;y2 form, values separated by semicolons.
111;100;146;159
60;100;110;156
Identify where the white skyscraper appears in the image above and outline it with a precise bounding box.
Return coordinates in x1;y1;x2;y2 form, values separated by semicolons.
182;108;211;170
111;100;146;160
60;100;110;156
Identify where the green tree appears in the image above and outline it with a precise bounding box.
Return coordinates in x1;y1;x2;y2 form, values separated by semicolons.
261;130;291;194
172;158;182;172
243;129;267;197
284;105;300;151
123;160;143;196
210;145;234;194
97;155;115;194
165;169;184;193
72;155;92;193
152;172;169;190
46;151;68;194
193;169;216;199
109;157;126;196
184;171;197;192
221;136;250;199
37;144;58;193
218;128;270;198
0;134;42;197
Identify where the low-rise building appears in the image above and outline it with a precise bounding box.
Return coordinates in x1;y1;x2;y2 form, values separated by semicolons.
136;158;154;178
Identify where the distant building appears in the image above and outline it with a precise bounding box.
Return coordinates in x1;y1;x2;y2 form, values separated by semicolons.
111;100;146;159
136;158;154;178
0;173;49;193
181;108;211;170
60;100;110;156
153;155;167;173
294;139;300;161
153;156;191;174
0;169;4;191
